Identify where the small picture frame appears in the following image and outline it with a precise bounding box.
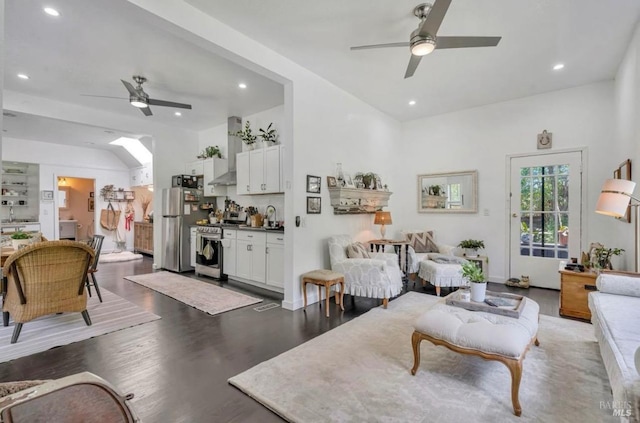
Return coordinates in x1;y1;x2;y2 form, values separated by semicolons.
89;192;94;198
327;176;337;188
306;175;321;194
307;196;321;214
41;190;54;201
88;198;95;212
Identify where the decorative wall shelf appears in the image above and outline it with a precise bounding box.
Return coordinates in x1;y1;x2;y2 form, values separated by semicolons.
103;190;135;202
328;187;392;214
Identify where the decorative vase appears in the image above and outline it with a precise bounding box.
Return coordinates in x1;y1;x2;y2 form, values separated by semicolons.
465;248;479;258
470;282;487;302
11;239;30;250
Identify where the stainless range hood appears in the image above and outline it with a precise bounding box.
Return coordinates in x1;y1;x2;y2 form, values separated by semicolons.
209;116;242;186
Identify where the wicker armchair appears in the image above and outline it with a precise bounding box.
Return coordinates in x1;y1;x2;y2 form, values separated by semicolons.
2;241;95;344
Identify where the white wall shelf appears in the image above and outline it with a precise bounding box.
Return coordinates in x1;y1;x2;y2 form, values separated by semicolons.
328;187;392;214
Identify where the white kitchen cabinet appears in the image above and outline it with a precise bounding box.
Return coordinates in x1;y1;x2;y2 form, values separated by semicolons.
236;145;282;195
266;232;284;288
202;158;228;197
235;231;266;283
190;227;197;268
236;152;250;195
222;229;237;277
185;160;204;176
130;162;153;187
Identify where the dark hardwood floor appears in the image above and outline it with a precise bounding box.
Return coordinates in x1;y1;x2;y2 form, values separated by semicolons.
0;258;561;422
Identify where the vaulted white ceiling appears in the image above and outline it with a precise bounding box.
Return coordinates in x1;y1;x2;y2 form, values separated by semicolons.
186;0;640;121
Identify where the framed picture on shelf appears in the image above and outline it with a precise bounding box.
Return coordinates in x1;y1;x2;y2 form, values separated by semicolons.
89;192;94;198
306;175;321;193
307;197;321;214
88;198;95;212
327;176;337;188
41;190;54;201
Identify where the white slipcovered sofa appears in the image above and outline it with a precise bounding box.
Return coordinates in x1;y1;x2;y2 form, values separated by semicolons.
328;235;403;308
588;271;640;422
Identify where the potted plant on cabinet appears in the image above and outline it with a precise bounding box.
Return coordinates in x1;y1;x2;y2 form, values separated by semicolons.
11;230;32;250
458;239;485;257
230;121;257;149
258;123;278;144
197;145;222;159
462;261;487;302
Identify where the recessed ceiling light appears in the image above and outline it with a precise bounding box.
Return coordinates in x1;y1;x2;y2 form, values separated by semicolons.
553;63;565;71
408;100;416;106
17;73;29;80
43;7;60;17
174;112;182;117
238;83;247;89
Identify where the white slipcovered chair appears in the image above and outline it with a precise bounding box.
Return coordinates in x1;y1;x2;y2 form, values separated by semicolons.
328;235;403;308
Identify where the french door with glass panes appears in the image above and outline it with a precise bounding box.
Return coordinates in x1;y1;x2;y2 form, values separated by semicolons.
509;151;583;289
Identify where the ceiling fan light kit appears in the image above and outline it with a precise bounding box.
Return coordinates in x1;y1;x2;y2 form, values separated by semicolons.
350;0;502;78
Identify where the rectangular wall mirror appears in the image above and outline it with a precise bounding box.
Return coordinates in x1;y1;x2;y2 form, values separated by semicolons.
58;186;70;210
417;170;478;213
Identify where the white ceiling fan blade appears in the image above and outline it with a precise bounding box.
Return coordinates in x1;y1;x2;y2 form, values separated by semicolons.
351;42;409;51
436;36;502;49
404;54;422;79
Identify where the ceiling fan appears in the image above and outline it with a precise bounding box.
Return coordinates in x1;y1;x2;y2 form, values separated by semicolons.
350;0;502;79
122;76;192;116
83;76;192;116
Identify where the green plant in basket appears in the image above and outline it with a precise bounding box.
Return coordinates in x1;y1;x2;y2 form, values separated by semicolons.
10;230;32;240
461;261;486;283
458;239;485;250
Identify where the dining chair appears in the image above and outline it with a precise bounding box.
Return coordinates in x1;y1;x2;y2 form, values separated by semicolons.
86;235;105;303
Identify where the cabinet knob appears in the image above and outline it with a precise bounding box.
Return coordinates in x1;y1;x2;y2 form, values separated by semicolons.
247;185;250;192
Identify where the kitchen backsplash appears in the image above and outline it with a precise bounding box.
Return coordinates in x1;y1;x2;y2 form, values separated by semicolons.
225;193;284;223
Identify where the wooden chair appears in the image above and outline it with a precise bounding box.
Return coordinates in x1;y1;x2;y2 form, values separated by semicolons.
86;235;105;303
2;241;95;343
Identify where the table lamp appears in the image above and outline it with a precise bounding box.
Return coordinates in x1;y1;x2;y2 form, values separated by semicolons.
374;211;392;239
595;179;639;272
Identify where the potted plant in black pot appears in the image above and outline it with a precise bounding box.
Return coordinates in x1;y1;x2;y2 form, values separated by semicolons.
458;239;485;257
462;261;487;302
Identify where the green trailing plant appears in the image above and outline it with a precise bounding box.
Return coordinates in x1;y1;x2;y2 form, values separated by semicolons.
258;123;278;144
461;261;486;283
458;239;485;250
197;145;222;159
230;121;257;145
10;230;32;240
593;246;624;270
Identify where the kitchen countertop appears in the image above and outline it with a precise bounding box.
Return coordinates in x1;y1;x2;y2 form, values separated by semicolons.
192;223;285;233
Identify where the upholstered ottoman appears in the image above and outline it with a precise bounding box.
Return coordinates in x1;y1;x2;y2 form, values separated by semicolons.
417;257;468;296
410;295;540;416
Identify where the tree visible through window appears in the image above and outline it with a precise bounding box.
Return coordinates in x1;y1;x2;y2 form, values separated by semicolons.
519;165;569;258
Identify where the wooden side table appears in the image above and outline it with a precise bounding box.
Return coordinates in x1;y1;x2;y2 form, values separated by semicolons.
559;270;598;321
368;239;409;274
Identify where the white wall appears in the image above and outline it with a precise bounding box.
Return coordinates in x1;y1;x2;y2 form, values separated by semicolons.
612;22;640;270
400;82;615;281
3;137;131;251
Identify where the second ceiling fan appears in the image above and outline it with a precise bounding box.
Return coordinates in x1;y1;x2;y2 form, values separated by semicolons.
350;0;502;78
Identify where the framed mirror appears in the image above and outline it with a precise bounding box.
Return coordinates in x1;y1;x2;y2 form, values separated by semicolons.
417;170;478;213
58;186;70;210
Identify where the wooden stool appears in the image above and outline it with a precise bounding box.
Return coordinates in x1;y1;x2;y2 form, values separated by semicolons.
301;270;345;318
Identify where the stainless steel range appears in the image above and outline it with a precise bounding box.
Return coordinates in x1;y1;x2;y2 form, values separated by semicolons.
195;226;226;280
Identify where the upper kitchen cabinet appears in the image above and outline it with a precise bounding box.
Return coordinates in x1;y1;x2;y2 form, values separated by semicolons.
236;145;282;195
185;160;204;177
130;162;153;187
202;158;228;197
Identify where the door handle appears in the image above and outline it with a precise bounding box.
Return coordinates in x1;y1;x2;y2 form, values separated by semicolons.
512;213;518;218
247;185;250;192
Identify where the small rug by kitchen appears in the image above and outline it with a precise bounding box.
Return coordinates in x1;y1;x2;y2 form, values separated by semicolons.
99;251;144;263
124;271;263;316
0;288;160;363
229;292;615;423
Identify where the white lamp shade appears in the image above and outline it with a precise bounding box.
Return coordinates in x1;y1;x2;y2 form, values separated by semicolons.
595;179;636;217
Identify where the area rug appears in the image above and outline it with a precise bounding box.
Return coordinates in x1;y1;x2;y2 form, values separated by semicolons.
229;292;615;423
0;288;160;363
99;251;144;263
124;271;263;316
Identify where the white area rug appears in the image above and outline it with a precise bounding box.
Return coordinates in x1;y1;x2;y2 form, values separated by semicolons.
0;288;160;363
229;292;615;423
100;251;144;263
124;271;263;316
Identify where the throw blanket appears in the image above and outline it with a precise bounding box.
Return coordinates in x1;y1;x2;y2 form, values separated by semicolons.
427;253;468;265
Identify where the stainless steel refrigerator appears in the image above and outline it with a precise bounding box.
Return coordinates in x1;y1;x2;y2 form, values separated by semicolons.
161;187;205;272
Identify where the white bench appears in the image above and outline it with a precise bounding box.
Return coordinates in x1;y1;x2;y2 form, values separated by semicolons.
410;295;540;416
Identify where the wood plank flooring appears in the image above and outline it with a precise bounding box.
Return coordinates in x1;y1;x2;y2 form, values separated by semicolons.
0;257;561;422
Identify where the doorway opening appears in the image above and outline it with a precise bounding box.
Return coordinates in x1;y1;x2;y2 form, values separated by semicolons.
57;176;96;241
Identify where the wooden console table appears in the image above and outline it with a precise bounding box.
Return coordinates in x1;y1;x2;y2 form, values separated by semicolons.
559;269;598;321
